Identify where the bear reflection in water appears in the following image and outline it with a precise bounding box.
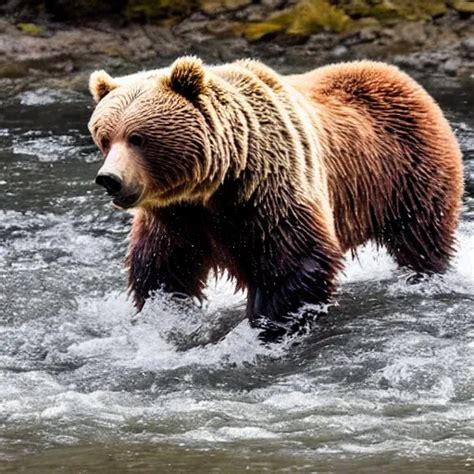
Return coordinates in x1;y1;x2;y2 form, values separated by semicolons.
88;57;463;342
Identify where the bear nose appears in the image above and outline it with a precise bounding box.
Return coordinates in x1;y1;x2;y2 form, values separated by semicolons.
95;172;123;196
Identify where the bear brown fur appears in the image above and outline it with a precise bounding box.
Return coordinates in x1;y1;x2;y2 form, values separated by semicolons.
88;57;464;340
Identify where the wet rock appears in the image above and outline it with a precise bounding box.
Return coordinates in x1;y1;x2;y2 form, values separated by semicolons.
143;25;184;59
123;29;154;61
205;20;239;38
358;26;379;42
1;3;474;84
188;11;208;22
305;32;338;51
331;45;349;58
380;27;396;40
215;37;250;61
340;30;366;46
417;50;451;70
393;50;455;73
393;54;421;70
394;21;427;45
173;18;209;36
0;19;11;34
234;4;270;22
261;0;286;8
442;57;462;76
201;0;252;16
0;61;29;78
53;59;75;73
462;36;474;58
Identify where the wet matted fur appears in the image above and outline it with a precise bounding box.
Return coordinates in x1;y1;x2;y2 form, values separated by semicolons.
88;57;464;341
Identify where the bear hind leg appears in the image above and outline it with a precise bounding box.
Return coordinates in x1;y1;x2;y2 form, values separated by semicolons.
381;195;458;275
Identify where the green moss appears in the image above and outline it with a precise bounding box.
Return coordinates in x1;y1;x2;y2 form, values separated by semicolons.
450;0;474;14
289;0;351;34
394;0;448;20
18;22;44;36
242;0;464;42
244;21;284;41
337;0;396;18
232;0;474;42
245;0;350;41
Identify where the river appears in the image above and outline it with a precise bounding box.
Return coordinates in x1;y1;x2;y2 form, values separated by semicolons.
0;72;473;472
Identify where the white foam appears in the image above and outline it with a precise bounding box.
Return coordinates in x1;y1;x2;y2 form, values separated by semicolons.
12;134;77;162
182;426;279;442
341;243;396;283
18;88;82;106
0;207;473;461
385;224;474;296
69;283;283;372
340;224;474;297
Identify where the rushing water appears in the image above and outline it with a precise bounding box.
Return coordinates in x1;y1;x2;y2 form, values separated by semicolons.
0;75;473;472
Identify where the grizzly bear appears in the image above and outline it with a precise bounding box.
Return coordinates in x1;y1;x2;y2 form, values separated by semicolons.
88;57;463;341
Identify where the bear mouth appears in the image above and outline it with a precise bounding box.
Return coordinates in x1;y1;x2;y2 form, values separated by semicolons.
112;191;142;209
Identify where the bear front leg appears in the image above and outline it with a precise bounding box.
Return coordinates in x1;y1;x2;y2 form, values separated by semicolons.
126;208;212;311
247;256;340;341
246;204;344;342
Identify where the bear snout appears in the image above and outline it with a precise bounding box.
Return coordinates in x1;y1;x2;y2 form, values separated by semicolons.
95;171;122;196
95;171;142;208
95;142;145;209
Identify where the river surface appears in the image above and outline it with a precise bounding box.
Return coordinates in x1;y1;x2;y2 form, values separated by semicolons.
0;73;473;472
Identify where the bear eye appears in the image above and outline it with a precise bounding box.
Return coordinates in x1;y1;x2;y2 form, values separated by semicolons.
100;137;110;151
128;133;145;148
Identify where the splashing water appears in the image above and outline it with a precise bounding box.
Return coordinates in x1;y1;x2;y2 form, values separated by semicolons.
0;79;473;471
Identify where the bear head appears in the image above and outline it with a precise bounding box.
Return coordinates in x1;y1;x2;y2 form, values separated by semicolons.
88;57;223;210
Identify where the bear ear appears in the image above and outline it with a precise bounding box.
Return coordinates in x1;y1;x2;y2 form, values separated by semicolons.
89;70;118;103
168;56;206;101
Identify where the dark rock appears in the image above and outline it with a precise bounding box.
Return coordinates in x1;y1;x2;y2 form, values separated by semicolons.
263;32;309;47
305;33;337;51
234;5;269;22
358;27;379;42
261;0;286;8
215;37;249;61
331;45;349;58
188;11;208;22
205;20;238;38
173;19;209;36
340;31;365;46
380;28;396;39
394;21;427;45
462;36;474;57
442;57;462;76
393;54;421;70
54;59;74;73
46;0;125;21
1;2;474;84
200;0;252;16
0;60;29;78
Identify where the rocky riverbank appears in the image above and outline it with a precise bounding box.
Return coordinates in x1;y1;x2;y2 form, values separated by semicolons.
0;0;473;97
